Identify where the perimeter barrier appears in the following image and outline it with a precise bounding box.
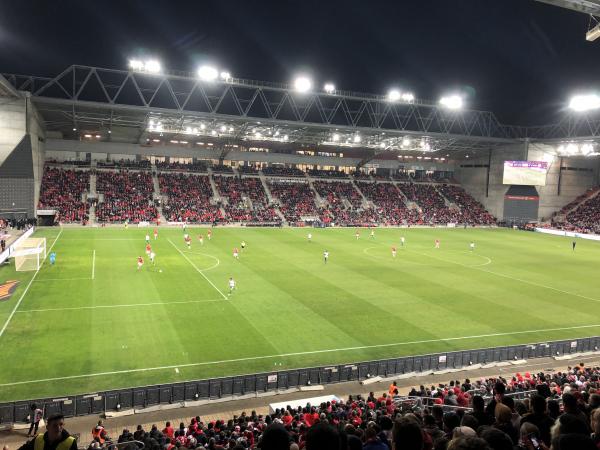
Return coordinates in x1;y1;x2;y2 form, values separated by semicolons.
0;336;598;423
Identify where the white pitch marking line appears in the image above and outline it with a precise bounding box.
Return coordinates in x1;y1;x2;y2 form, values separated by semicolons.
181;251;220;271
168;238;227;300
16;298;225;313
0;228;63;339
92;250;96;280
411;249;600;304
1;322;599;387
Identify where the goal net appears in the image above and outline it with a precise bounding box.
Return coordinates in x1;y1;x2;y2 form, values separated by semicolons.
13;238;47;271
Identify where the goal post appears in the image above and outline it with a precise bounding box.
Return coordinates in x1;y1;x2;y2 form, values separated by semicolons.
13;238;47;272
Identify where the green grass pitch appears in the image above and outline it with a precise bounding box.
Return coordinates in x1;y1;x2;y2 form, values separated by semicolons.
0;226;599;402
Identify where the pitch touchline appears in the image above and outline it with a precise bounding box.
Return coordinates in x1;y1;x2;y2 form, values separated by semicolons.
92;249;96;280
0;229;63;339
16;298;225;313
409;249;600;305
167;239;227;300
1;323;599;387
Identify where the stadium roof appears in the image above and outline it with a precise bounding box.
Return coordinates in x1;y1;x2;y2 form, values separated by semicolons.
4;65;600;158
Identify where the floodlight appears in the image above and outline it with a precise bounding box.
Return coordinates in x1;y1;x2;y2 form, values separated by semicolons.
144;60;161;73
186;127;192;134
294;76;312;93
401;92;415;102
566;143;578;154
582;143;594;155
379;142;386;148
255;132;262;138
569;94;600;112
274;130;280;136
193;128;198;134
72;127;77;131
229;127;234;132
220;71;231;81
332;133;340;142
387;89;401;101
283;135;289;141
587;22;600;41
108;130;112;134
220;125;226;132
353;135;361;143
198;65;219;81
211;130;217;136
129;59;144;71
401;137;411;148
200;124;206;130
324;83;335;93
440;95;463;110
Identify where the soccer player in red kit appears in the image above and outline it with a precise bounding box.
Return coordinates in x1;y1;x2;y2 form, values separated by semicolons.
233;247;239;260
137;256;144;270
153;228;158;240
391;246;397;258
184;235;191;249
435;239;440;249
207;230;212;241
198;234;204;246
145;243;152;255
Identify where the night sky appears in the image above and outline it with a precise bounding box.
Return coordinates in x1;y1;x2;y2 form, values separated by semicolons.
1;0;598;125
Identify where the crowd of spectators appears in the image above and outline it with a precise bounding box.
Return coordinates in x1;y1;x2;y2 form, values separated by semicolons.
238;166;261;175
212;165;235;174
313;180;376;226
97;160;151;170
308;169;348;178
268;181;318;222
437;185;496;225
96;171;158;223
352;172;373;180
214;176;280;223
155;161;208;173
557;194;600;234
38;167;89;223
159;174;223;223
106;363;600;450
552;188;600;234
357;182;420;226
397;184;459;224
263;167;305;177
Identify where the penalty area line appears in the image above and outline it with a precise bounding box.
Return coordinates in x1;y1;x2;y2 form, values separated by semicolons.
1;322;600;387
0;228;63;340
167;238;227;300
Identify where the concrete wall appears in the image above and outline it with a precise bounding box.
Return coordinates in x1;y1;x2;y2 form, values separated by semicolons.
455;142;600;221
0;93;45;217
527;144;599;220
455;144;526;219
0;97;26;167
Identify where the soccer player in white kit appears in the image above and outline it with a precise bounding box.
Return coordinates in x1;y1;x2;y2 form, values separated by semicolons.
370;229;375;239
469;241;475;251
355;231;360;240
150;251;156;265
145;233;150;244
401;236;405;247
307;232;312;242
228;277;236;296
323;250;329;263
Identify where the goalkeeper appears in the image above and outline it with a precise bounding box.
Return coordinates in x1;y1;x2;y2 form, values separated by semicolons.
49;252;56;265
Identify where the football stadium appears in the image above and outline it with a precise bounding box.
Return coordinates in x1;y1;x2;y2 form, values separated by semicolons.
3;1;600;449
